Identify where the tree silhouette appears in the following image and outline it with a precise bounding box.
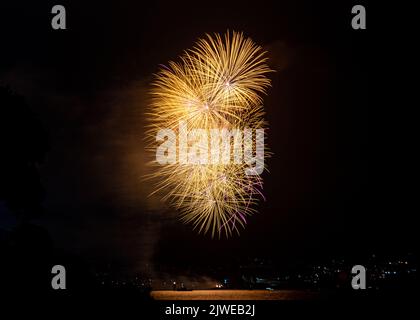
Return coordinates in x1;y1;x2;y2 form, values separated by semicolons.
0;86;53;292
0;86;49;220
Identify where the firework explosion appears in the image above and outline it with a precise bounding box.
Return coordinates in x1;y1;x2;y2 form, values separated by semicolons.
146;31;271;237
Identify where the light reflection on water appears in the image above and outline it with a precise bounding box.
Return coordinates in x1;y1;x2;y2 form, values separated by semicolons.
151;289;320;300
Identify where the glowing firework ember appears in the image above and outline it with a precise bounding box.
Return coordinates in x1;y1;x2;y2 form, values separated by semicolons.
146;31;272;237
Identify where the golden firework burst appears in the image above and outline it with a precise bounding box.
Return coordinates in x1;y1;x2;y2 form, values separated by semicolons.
146;31;272;238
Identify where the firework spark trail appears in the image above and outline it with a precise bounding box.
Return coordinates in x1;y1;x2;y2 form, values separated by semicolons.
146;31;272;238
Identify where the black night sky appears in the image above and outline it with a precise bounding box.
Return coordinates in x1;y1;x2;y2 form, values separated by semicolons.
0;0;414;291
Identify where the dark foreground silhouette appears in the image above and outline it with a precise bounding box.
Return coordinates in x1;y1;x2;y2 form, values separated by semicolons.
0;87;152;304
